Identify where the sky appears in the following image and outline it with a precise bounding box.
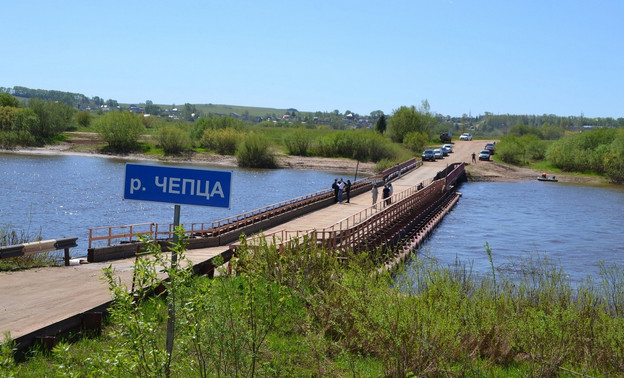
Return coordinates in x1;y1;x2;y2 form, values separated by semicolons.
3;0;623;118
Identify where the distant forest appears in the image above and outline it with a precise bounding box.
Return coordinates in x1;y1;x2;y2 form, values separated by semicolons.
2;86;623;132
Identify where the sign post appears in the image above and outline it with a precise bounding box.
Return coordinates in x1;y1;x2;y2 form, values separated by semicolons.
124;163;232;364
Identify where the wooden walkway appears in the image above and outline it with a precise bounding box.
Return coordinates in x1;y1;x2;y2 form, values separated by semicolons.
0;145;474;349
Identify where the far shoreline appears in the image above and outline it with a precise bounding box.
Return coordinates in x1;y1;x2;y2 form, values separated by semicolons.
0;143;379;176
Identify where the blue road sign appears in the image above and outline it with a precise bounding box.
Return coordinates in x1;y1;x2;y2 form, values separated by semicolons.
124;164;232;208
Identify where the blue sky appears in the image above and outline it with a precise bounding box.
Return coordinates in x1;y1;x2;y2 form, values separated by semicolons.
3;1;623;118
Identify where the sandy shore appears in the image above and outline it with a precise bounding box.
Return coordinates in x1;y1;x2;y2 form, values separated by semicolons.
3;132;377;175
2;132;608;185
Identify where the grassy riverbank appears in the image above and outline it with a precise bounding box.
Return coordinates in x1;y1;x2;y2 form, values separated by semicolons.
3;233;623;376
0;225;59;271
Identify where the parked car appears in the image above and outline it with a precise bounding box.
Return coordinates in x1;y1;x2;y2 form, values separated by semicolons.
440;133;452;142
440;146;449;156
421;149;436;161
478;150;491;161
433;148;444;159
485;143;495;154
459;133;473;141
443;144;453;153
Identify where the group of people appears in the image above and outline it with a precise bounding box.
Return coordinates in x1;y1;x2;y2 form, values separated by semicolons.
332;178;351;204
370;182;393;209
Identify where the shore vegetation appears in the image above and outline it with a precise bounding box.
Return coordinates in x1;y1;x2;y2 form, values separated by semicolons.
3;230;624;376
0;225;58;271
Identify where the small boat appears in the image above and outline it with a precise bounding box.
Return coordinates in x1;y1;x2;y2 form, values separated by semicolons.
537;176;558;182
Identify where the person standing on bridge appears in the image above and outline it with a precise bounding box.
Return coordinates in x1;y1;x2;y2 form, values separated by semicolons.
332;179;339;203
371;183;378;209
388;183;393;205
337;178;345;203
382;184;390;207
345;180;352;203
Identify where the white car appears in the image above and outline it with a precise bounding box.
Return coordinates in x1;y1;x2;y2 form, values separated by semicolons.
459;133;473;141
442;144;453;153
433;148;444;159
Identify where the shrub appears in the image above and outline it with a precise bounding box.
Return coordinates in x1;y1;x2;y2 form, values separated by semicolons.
236;132;278;168
312;130;396;162
283;128;312;156
156;125;191;155
403;131;429;153
200;127;244;155
0;130;36;149
95;111;145;152
75;111;92;128
190;116;245;142
27;98;75;141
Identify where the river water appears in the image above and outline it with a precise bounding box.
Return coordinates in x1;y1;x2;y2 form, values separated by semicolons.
407;181;624;283
2;153;623;282
0;153;348;256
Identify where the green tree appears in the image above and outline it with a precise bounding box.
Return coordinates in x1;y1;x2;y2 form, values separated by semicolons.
403;131;428;153
95;111;144;152
388;105;435;143
375;114;387;134
0;93;20;107
27;98;75;141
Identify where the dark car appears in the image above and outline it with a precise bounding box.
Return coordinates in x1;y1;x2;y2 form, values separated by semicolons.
485;143;495;154
421;149;436;161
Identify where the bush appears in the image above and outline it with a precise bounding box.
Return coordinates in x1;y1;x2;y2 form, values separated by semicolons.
95;111;145;152
312;130;396;162
403;131;429;153
190;116;245;142
283;128;312;156
27;98;75;141
236;132;278;168
75;111;92;128
0;130;36;149
156;125;191;155
200;127;244;155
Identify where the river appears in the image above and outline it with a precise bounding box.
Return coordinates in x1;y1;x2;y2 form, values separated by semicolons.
0;152;350;256
406;181;624;283
2;153;622;283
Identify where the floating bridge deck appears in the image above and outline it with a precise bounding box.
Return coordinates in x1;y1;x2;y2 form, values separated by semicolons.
1;158;466;352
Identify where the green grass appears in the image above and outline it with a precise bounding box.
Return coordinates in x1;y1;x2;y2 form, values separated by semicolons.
0;225;58;271
3;233;623;376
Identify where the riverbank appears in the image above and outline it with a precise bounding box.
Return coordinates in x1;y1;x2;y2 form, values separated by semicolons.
4;132;377;176
3;133;609;185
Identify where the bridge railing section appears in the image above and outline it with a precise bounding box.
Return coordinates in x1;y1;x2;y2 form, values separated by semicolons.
0;237;78;266
244;162;466;252
236;176;439;251
88;177;376;248
382;158;421;182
